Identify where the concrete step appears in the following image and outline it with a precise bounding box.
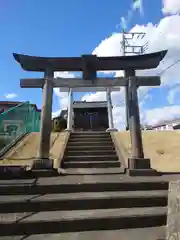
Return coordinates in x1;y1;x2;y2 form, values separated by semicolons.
0;177;169;195
66;168;125;175
0;190;167;213
68;139;113;143
63;155;118;162
69;138;112;143
70;134;111;139
69;138;112;142
0;176;170;195
0;169;60;180
63;160;121;168
67;142;114;147
0;207;167;236
71;131;110;134
66;145;115;151
65;149;118;158
65;150;117;156
0;227;165;239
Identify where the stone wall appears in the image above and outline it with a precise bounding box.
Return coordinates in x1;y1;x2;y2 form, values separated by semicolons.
166;180;180;239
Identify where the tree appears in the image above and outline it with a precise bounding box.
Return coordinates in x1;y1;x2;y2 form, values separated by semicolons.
52;116;67;132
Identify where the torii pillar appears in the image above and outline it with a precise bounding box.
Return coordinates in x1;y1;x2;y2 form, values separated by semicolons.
66;88;73;131
38;69;53;165
106;88;117;132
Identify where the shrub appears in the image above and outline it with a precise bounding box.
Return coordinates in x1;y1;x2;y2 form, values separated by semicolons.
52;117;67;132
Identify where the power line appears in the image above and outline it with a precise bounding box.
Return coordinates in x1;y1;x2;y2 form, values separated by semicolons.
120;31;180;120
138;57;180;112
157;59;180;76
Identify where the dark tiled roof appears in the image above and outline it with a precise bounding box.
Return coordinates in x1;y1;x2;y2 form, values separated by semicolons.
0;101;41;112
0;101;22;105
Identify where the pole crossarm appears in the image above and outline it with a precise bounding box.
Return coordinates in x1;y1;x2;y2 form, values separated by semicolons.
13;51;167;72
20;76;161;88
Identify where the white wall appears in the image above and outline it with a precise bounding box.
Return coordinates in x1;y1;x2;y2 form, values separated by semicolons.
154;124;174;131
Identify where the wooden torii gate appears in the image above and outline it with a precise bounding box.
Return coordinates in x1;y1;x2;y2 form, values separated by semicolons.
13;50;167;175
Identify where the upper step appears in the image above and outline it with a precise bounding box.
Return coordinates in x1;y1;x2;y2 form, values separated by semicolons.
68;138;113;143
66;145;115;151
65;150;117;156
71;132;110;135
70;134;112;139
67;141;114;147
0;177;169;195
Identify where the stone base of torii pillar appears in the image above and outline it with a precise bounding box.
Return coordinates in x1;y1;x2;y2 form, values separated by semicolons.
32;158;53;169
127;157;161;176
106;128;118;132
64;128;72;132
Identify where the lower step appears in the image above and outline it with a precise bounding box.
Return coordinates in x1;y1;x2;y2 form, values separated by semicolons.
66;168;125;175
63;161;121;168
3;227;165;239
0;190;167;213
0;207;167;236
63;155;118;162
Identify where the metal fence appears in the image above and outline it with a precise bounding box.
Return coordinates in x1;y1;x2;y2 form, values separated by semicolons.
0;101;40;150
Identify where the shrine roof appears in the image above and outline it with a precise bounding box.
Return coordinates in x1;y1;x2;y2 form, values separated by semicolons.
73;101;107;104
13;50;167;72
73;101;108;109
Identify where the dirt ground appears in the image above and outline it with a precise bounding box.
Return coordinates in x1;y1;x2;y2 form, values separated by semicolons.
0;132;68;167
113;131;180;172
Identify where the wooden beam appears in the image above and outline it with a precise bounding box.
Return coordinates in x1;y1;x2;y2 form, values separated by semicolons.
20;76;161;88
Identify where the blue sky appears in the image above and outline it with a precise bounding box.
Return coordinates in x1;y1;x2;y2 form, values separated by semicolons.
1;0;180;127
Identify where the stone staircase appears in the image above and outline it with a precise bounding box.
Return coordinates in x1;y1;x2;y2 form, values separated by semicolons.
62;131;125;174
0;131;173;239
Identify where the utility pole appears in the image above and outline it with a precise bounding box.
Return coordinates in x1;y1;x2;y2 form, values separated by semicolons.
121;31;148;130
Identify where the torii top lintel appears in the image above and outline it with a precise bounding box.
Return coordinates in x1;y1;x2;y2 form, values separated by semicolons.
13;50;167;72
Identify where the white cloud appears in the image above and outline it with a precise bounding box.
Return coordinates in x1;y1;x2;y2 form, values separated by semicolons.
81;14;180;128
52;71;75;118
132;0;143;15
143;105;180;125
162;0;180;15
52;14;180;128
52;109;62;119
167;85;180;104
93;33;122;57
4;93;17;99
93;15;180;87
